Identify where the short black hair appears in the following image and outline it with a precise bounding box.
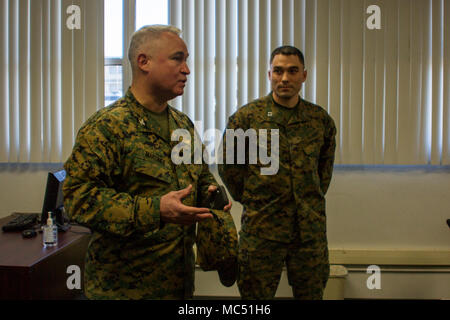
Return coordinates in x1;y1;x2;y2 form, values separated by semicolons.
270;45;305;67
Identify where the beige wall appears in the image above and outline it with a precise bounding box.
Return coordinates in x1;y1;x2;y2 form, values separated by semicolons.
1;164;449;299
1;164;449;251
326;167;450;251
214;166;450;251
0;164;64;217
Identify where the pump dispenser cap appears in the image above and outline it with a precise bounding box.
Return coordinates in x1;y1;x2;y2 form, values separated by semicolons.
47;212;53;226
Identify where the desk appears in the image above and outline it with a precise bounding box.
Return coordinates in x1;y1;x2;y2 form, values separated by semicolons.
0;215;91;299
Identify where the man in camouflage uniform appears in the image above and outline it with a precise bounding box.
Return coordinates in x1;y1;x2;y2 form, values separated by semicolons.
218;46;336;299
63;25;232;299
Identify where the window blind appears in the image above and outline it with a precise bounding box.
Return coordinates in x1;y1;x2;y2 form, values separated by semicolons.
0;0;104;163
1;0;448;165
168;0;450;165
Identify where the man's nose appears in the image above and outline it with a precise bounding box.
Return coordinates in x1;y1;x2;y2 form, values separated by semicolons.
181;62;190;75
281;71;289;82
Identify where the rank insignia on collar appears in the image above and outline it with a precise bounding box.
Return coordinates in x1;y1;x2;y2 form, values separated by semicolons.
139;119;145;126
267;112;272;117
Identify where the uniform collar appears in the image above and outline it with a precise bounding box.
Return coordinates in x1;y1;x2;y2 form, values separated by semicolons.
263;92;311;126
125;88;190;142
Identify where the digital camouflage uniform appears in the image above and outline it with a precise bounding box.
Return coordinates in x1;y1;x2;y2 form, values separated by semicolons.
218;93;336;299
63;89;227;300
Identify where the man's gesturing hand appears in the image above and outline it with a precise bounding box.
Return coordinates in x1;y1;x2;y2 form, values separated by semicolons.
160;184;213;225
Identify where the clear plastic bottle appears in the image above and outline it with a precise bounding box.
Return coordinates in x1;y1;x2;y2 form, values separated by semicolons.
43;211;58;247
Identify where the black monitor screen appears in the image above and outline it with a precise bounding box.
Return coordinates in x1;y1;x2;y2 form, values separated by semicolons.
41;169;66;226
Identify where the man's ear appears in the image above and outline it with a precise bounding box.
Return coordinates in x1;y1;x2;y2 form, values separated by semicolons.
136;53;151;72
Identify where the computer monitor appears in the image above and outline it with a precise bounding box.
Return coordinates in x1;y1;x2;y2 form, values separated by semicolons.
41;169;69;231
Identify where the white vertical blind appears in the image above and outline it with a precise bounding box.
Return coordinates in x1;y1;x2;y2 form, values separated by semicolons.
204;0;215;132
194;0;204;123
168;0;449;165
444;0;450;165
1;0;448;165
237;0;248;109
168;0;182;111
349;0;363;164
431;0;444;165
258;0;270;98
215;0;226;133
247;0;259;101
8;0;19;162
30;0;43;162
49;0;61;162
0;0;7;161
328;0;341;164
18;0;30;162
225;0;237;123
0;0;104;163
282;0;293;45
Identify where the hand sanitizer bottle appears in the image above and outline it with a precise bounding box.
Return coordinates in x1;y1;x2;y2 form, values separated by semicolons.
43;211;58;247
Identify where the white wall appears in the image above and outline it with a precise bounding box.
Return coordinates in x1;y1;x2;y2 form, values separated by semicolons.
0;164;64;217
326;166;450;251
1;164;449;299
1;164;449;248
213;166;450;251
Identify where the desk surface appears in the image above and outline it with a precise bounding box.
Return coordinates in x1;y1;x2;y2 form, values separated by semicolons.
0;215;91;299
0;215;90;268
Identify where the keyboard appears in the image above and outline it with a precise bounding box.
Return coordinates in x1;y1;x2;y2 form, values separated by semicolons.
2;213;39;232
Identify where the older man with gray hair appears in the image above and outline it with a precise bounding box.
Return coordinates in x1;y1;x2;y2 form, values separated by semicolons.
63;25;233;299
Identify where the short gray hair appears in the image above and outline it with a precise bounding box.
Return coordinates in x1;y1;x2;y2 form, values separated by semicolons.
128;24;182;71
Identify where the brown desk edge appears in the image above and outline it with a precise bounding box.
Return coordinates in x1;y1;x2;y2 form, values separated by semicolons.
0;215;91;299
